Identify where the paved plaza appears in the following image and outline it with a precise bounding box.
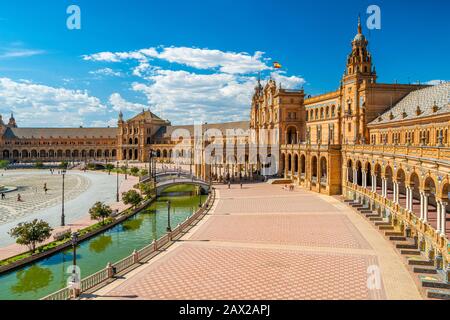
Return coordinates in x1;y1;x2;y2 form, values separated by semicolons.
0;170;127;249
92;183;422;300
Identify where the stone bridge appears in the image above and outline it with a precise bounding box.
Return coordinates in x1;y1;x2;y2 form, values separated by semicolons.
156;177;210;196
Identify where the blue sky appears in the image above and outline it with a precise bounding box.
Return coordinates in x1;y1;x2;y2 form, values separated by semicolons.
0;0;448;127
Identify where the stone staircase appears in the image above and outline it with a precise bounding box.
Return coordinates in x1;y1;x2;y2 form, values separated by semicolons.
343;199;450;300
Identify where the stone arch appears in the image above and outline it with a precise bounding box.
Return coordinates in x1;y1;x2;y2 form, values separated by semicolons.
293;153;299;174
300;154;306;177
22;149;29;158
396;168;407;206
424;176;438;230
365;161;372;187
39;150;46;158
347;159;353;183
286;126;298;144
31;150;38;158
384;165;394;199
320;156;327;184
311;155;318;183
409;172;421;217
287;153;292;173
12;150;19;159
112;149;117;158
356;160;363;186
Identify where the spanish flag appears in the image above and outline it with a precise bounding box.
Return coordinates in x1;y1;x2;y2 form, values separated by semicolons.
273;61;282;69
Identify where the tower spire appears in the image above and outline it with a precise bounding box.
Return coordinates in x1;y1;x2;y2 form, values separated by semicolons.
357;14;362;34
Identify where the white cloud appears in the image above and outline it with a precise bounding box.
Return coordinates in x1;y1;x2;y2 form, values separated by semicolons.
89;68;122;77
109;92;148;113
83;46;269;75
131;70;255;124
82;45;307;124
0;48;46;59
0;78;107;127
155;47;268;74
270;71;306;89
424;80;448;85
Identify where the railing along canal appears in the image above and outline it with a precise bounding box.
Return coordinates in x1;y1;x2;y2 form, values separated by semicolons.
41;188;216;300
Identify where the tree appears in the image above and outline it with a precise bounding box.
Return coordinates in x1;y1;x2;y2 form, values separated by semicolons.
140;169;149;176
122;190;143;208
34;161;44;169
105;164;114;175
139;182;156;199
9;219;53;253
59;161;68;169
130;167;139;176
89;202;113;225
0;160;9;169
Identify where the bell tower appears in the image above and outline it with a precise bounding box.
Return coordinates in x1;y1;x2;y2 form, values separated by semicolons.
340;17;378;145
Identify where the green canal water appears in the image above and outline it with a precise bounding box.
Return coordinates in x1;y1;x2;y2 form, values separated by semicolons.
0;190;207;300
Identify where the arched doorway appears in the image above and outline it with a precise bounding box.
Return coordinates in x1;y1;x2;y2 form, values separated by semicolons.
424;177;437;229
311;156;318;185
320;156;327;185
384;166;393;200
356;161;363;186
294;154;299;175
365;162;372;188
396;169;406;207
410;172;421;217
300;154;306;179
347;159;353;183
286;126;297;144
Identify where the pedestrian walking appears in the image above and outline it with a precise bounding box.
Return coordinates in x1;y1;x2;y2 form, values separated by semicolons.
1;193;5;200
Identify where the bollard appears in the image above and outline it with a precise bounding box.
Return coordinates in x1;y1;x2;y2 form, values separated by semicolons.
428;248;435;261
446;264;450;284
152;239;157;251
435;253;443;270
106;262;114;278
132;250;139;264
405;226;412;238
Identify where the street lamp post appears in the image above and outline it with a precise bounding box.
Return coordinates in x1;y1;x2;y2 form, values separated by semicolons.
198;187;202;207
125;161;128;180
71;232;79;267
166;200;171;232
116;161;119;202
61;169;66;226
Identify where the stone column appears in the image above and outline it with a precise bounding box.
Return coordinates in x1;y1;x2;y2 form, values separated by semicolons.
436;200;442;234
440;201;447;237
409;188;414;213
353;168;358;185
362;170;367;188
394;182;399;204
381;178;385;197
423;192;429;223
372;175;377;192
405;186;410;211
419;191;425;221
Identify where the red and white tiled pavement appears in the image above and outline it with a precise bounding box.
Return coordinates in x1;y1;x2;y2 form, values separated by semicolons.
92;183;422;300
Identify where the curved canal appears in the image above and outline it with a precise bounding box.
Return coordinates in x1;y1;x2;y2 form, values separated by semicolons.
0;188;207;300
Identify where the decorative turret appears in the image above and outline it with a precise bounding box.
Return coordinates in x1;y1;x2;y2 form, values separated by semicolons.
118;110;123;121
343;16;376;83
7;112;17;128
